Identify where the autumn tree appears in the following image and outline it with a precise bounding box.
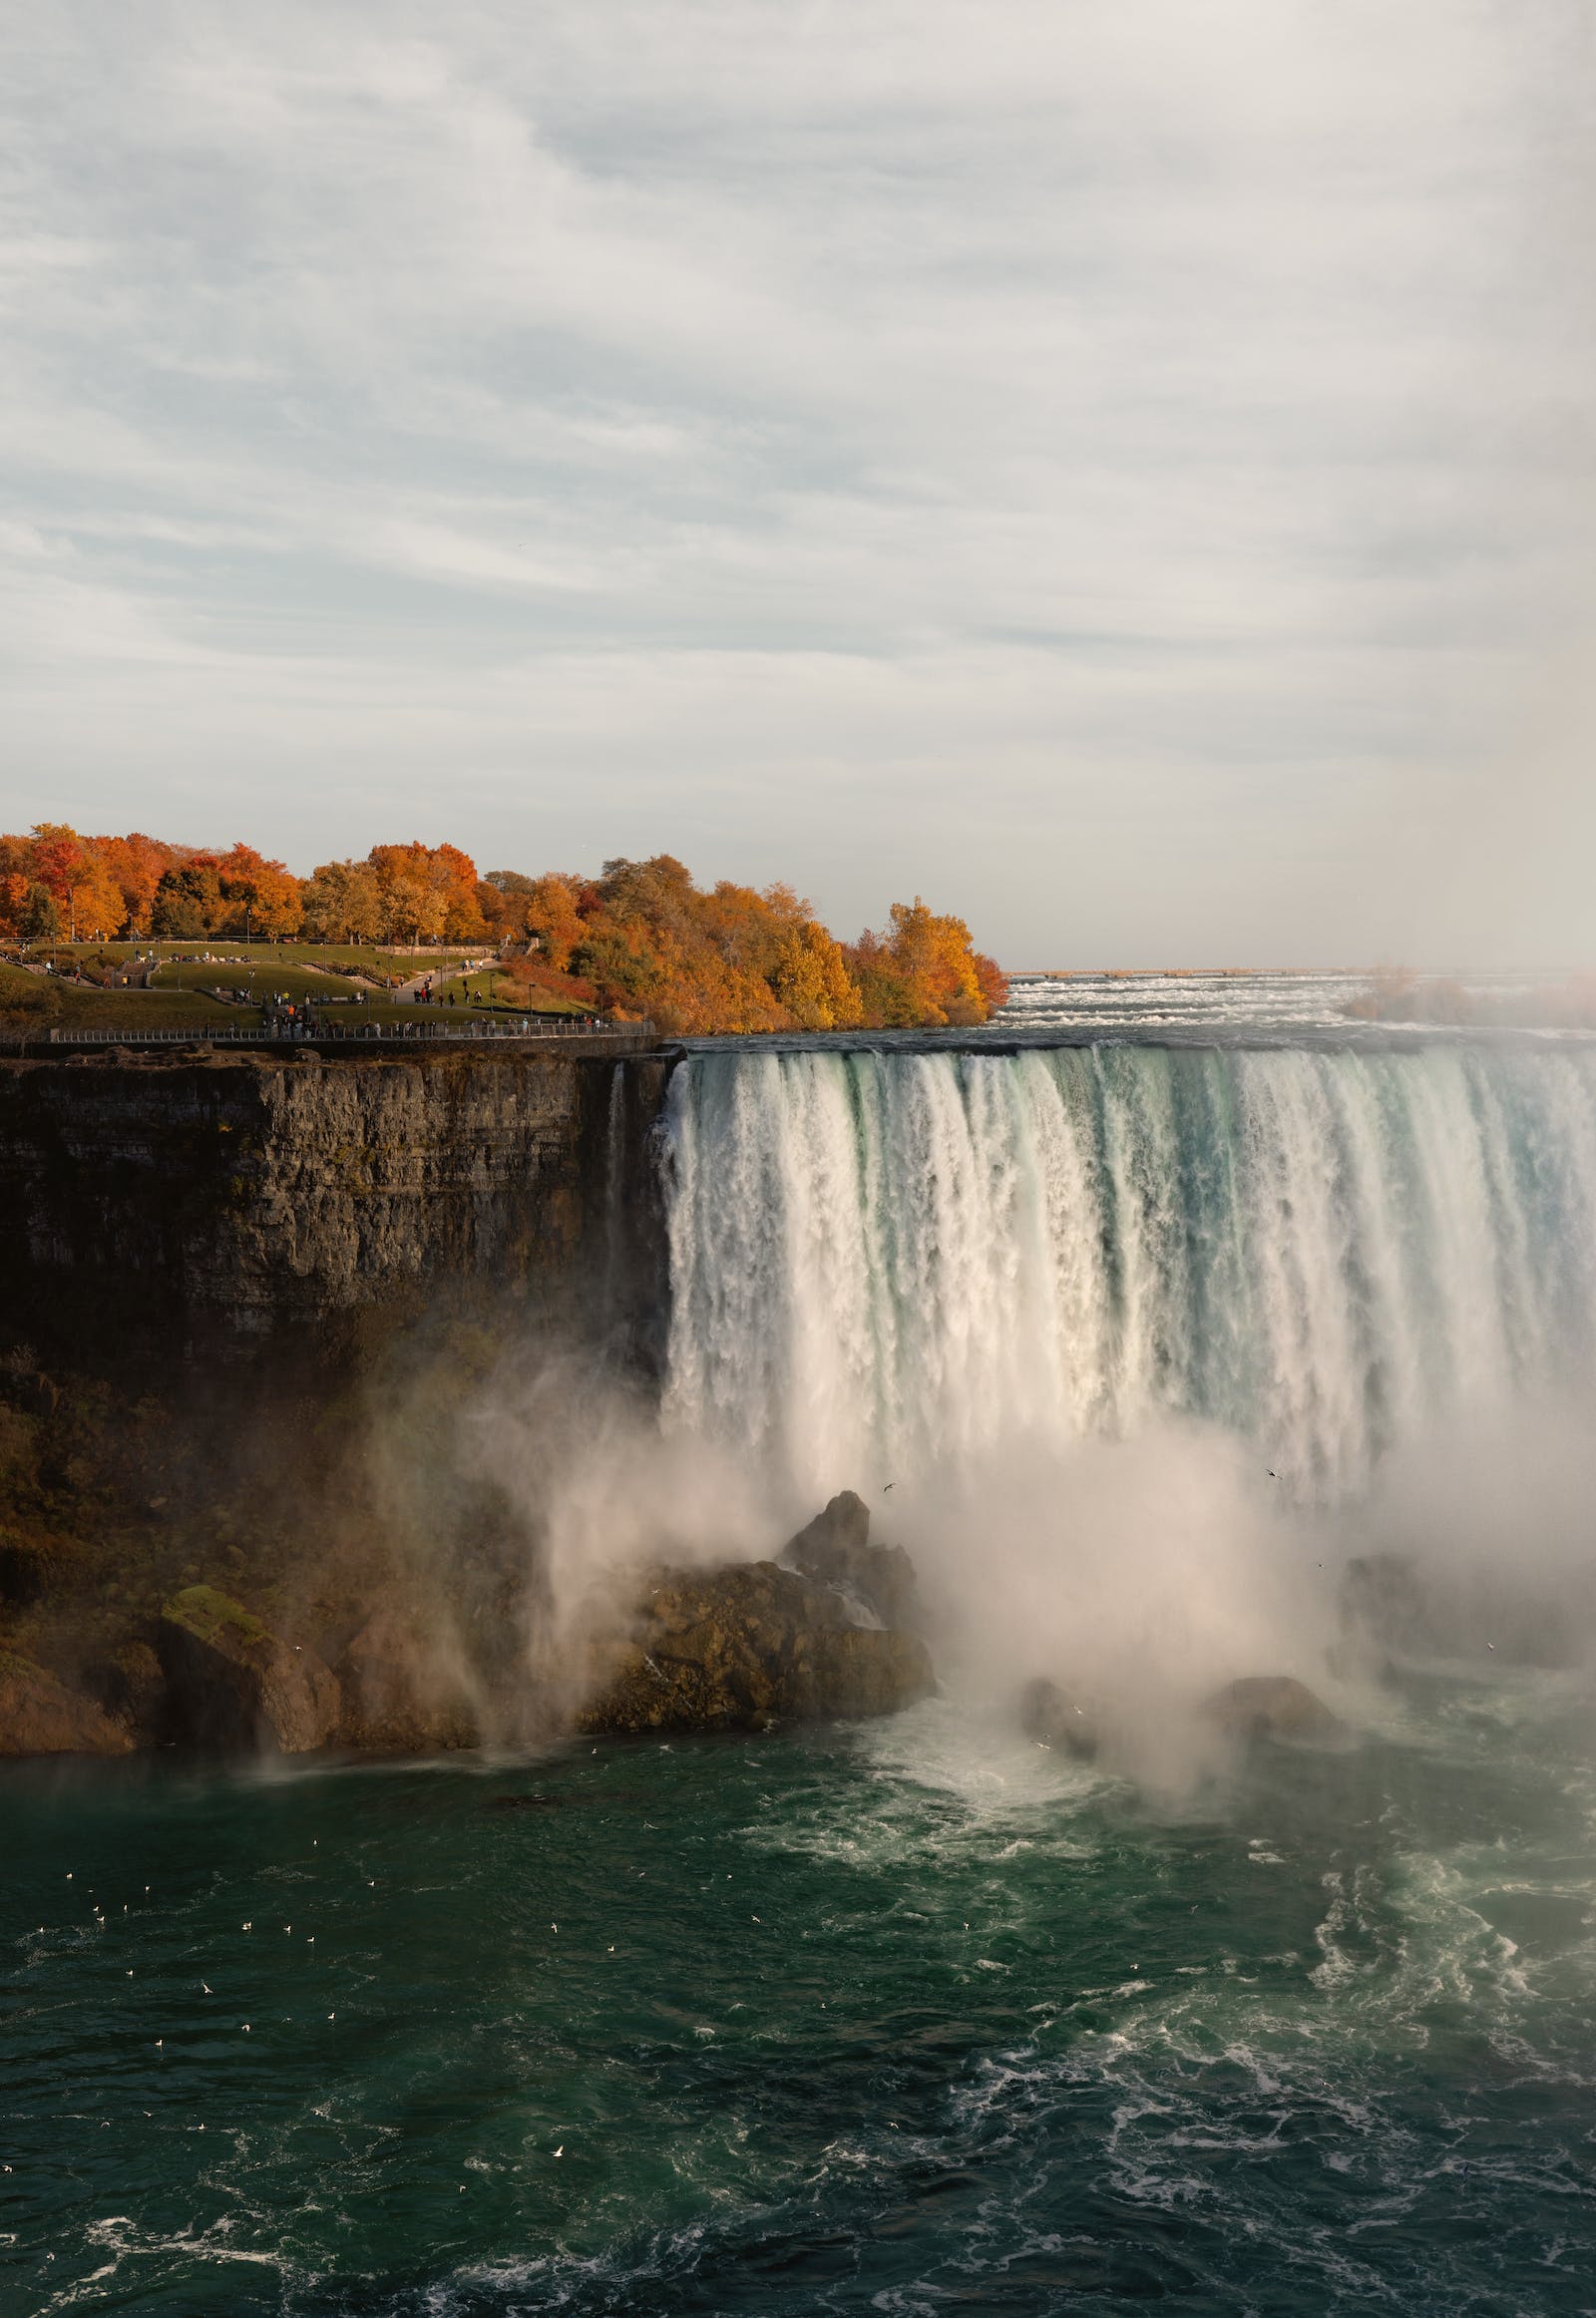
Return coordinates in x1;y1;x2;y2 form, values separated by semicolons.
20;884;62;942
20;825;125;939
846;899;1006;1027
93;833;181;934
151;857;223;939
368;842;484;945
0;873;29;942
301;859;384;944
215;844;303;938
520;874;588;968
25;824;84;903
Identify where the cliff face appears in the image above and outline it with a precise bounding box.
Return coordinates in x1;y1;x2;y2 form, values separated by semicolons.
0;1044;942;1757
0;1042;673;1366
0;1043;678;1734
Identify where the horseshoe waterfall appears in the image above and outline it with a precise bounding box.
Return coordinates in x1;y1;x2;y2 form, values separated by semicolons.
661;1040;1596;1503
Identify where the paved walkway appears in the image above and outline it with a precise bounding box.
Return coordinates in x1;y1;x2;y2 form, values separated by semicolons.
389;956;497;1001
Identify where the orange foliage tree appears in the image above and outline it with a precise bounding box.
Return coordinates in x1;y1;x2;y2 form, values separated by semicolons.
367;842;484;946
0;824;165;941
0;822;1007;1033
846;899;1006;1028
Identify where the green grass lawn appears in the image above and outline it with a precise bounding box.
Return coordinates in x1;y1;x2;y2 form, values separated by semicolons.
264;943;489;976
0;963;248;1033
0;951;600;1037
148;961;358;1001
28;941;492;982
432;967;592;1017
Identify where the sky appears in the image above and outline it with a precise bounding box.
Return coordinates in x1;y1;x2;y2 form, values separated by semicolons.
2;0;1594;966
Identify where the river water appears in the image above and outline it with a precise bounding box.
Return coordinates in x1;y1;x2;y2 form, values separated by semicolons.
7;995;1596;2314
8;1684;1596;2316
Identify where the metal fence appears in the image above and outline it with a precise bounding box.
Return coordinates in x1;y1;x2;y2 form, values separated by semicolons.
2;1019;655;1051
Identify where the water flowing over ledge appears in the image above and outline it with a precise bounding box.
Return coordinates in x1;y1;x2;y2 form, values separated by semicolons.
660;1042;1596;1503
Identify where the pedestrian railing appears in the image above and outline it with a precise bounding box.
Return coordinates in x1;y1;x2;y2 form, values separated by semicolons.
2;1019;655;1050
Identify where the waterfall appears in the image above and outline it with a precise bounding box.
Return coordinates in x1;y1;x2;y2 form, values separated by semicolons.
659;1043;1596;1505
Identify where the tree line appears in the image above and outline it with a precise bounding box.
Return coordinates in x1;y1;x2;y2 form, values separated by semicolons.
0;826;1007;1032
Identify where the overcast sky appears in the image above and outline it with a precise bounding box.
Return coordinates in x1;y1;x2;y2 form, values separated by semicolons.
3;1;1593;964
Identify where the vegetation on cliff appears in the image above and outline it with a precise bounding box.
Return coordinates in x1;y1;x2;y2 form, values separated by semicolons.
0;825;1006;1033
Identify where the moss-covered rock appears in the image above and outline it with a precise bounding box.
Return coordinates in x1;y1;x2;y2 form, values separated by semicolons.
575;1559;934;1734
0;1649;134;1755
158;1584;340;1753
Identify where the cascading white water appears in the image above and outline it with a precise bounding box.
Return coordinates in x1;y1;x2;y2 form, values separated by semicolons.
659;1042;1596;1505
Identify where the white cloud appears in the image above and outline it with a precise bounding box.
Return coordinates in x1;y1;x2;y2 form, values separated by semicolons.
0;0;1592;960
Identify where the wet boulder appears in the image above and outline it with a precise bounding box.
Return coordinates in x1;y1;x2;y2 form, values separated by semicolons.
0;1649;134;1755
576;1559;935;1735
158;1585;340;1754
1202;1675;1343;1743
1017;1676;1099;1760
783;1489;919;1631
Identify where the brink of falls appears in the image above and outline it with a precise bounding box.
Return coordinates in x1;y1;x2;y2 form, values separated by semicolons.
659;1042;1596;1504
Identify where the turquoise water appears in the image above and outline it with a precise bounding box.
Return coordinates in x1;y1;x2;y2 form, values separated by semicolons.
8;1680;1596;2316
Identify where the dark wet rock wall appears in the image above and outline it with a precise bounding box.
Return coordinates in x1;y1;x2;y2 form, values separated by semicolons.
0;1043;674;1371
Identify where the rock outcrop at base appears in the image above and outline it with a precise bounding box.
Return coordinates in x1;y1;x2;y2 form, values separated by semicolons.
576;1558;934;1734
783;1490;919;1630
93;1641;167;1746
1017;1676;1100;1759
0;1650;134;1755
1201;1675;1342;1742
332;1609;479;1752
1339;1551;1595;1671
158;1585;340;1753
